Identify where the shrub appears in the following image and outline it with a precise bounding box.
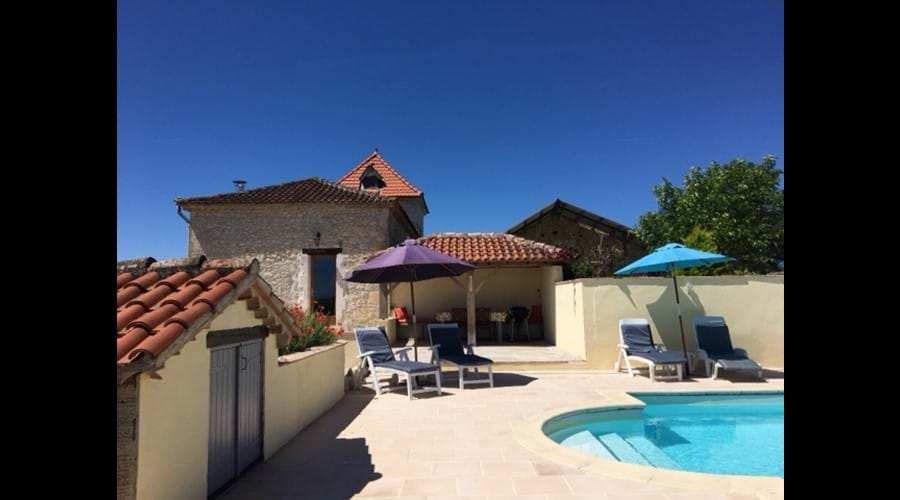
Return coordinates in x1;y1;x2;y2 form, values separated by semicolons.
278;304;343;356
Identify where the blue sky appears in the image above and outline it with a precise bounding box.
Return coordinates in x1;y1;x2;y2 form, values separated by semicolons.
118;0;783;260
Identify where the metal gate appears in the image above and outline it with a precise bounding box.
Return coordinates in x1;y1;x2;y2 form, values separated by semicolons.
208;339;263;496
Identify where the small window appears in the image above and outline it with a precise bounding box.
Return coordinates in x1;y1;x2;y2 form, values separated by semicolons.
360;165;386;190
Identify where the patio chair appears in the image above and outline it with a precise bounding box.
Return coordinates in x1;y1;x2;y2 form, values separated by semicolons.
615;319;688;381
426;323;494;389
692;316;763;379
507;306;530;342
354;327;442;400
528;305;544;340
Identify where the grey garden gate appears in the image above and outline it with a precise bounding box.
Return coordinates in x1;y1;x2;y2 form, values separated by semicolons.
207;337;263;496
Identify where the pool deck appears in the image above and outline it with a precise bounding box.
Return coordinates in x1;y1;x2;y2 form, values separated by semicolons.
219;370;784;500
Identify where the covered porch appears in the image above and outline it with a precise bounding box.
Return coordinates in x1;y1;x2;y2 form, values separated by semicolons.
385;233;581;364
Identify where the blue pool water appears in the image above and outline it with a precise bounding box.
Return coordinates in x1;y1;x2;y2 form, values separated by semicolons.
544;393;783;478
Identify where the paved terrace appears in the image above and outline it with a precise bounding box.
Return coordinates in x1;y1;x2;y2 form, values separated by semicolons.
220;370;784;500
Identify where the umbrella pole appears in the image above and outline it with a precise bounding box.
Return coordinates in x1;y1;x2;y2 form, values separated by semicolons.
410;281;417;362
671;268;691;376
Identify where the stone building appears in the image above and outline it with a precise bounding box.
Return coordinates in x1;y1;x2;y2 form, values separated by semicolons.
507;199;645;277
176;151;424;330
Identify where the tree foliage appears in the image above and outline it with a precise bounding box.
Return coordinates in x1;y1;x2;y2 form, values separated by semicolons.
634;156;784;274
676;226;726;276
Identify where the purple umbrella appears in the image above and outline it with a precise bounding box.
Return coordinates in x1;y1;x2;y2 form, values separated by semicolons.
344;239;475;361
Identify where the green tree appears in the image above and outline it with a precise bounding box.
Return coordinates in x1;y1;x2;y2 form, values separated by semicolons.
634;156;784;274
676;226;727;276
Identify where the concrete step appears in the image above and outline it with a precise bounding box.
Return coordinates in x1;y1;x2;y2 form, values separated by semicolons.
623;435;682;470
596;433;650;466
560;430;616;460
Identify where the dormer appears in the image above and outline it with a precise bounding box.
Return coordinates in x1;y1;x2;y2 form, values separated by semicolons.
359;165;386;192
337;150;429;236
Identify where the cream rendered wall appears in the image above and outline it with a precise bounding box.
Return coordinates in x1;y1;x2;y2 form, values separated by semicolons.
554;281;586;359
135;299;348;500
554;276;785;370
135;300;261;500
264;340;347;459
540;266;562;343
135;330;210;500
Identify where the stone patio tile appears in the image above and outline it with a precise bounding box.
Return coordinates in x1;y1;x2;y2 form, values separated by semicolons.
409;447;456;461
665;492;737;500
532;460;584;476
425;496;486;500
355;478;406;497
547;495;611;500
480;460;538;477
456;477;516;496
400;478;458;496
375;460;434;478
513;476;573;495
454;447;504;461
431;461;483;478
564;475;672;497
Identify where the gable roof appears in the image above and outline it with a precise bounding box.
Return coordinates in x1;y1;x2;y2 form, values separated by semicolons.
116;255;301;383
175;177;390;207
417;233;574;265
506;199;634;239
337;150;423;198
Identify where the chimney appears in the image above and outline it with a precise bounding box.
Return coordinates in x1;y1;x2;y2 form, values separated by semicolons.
232;180;247;192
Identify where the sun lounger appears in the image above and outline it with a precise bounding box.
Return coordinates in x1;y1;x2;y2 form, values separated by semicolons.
615;318;687;381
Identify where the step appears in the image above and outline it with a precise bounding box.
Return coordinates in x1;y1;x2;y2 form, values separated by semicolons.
623;435;682;470
596;433;651;465
560;430;615;460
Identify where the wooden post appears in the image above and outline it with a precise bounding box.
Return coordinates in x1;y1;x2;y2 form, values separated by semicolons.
467;272;476;346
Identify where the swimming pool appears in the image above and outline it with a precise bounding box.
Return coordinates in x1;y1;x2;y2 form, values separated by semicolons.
543;393;783;478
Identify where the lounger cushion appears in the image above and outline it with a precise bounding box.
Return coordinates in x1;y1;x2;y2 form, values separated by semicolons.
429;326;465;356
632;350;687;365
713;357;761;371
695;325;735;357
621;323;655;354
440;353;494;366
357;329;396;364
376;360;440;373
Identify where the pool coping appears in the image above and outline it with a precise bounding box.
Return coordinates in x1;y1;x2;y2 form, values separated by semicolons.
511;389;784;498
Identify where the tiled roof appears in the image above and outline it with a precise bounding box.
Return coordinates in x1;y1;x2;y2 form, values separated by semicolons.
116;256;300;380
418;233;575;265
337;151;423;197
176;178;390;206
506;199;634;237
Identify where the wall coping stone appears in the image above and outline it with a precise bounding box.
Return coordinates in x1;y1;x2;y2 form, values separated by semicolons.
277;339;348;366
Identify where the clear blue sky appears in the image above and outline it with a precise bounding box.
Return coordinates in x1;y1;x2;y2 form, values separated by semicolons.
118;0;783;260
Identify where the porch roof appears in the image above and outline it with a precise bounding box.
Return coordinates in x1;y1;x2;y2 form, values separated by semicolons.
417;232;574;266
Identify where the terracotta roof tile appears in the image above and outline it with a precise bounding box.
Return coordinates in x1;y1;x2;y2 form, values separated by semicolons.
115;256;304;374
417;233;574;265
176;178;390;206
115;259;254;367
337;151;423;197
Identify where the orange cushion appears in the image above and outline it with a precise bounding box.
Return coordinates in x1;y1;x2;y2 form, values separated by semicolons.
393;307;409;323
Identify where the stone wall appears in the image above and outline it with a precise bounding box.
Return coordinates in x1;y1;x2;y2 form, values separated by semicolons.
513;212;644;273
186;203;409;330
116;378;139;500
398;197;426;236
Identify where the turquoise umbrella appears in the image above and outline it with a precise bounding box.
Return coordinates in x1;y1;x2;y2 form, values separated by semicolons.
614;243;734;375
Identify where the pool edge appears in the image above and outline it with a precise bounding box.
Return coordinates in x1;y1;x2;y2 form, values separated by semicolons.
511;389;784;498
